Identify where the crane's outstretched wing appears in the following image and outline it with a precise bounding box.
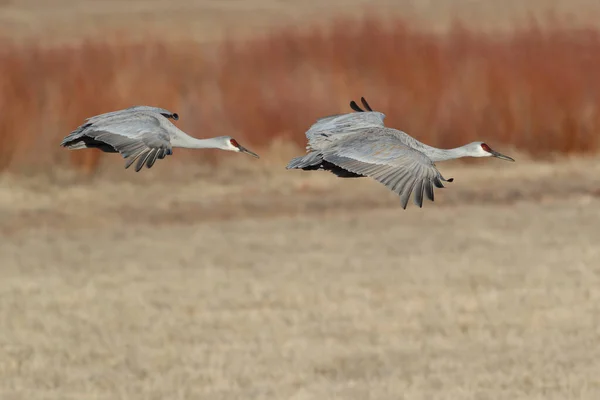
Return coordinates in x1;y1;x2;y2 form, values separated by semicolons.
61;113;173;172
305;111;386;151
321;132;452;209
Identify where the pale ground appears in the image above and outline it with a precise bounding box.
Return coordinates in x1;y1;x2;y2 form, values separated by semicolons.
1;155;600;399
2;0;600;44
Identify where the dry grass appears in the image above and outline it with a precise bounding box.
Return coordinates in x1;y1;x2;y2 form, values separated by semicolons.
1;158;600;399
1;14;600;174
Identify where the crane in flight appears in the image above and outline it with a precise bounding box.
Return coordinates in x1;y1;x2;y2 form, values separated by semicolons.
60;105;259;172
286;97;515;209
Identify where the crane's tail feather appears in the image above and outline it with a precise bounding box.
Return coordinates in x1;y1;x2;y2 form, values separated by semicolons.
59;123;92;148
287;152;364;178
61;141;88;150
286;151;323;170
60;136;119;153
60;123;118;152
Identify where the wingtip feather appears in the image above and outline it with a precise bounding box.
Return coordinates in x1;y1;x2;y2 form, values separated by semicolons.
349;100;364;112
360;97;373;112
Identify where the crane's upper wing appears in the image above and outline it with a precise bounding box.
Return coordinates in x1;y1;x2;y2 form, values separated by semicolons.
61;112;173;171
305;111;386;151
86;106;179;123
321;131;452;209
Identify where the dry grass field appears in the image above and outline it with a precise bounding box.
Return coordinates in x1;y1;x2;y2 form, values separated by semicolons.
2;1;600;399
1;157;600;399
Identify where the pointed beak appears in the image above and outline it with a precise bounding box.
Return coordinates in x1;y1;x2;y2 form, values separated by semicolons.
490;149;515;162
238;145;260;159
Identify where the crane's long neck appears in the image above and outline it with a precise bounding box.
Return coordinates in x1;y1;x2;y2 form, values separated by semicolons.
171;132;224;149
421;144;474;163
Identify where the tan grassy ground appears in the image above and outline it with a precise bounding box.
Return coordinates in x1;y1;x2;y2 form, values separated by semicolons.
1;156;600;399
3;0;600;44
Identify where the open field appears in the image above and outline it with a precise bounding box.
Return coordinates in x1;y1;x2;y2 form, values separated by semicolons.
1;158;600;399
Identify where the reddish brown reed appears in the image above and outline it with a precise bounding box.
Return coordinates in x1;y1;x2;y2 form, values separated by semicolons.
1;15;599;174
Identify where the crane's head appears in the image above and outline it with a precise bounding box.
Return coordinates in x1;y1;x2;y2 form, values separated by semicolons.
221;136;260;158
469;142;515;161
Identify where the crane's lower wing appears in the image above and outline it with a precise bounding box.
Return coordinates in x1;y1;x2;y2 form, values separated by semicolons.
321;133;452;209
61;113;173;172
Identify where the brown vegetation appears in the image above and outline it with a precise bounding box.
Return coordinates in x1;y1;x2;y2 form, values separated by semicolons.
1;15;599;173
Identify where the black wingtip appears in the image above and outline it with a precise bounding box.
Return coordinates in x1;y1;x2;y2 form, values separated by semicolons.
350;100;364;112
447;178;454;182
161;112;179;121
350;97;375;112
360;97;373;111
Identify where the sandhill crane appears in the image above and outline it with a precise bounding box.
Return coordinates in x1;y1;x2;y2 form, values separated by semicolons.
286;97;515;209
60;105;259;171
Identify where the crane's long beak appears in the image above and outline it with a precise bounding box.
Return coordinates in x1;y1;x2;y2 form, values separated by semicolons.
238;145;260;159
490;149;515;162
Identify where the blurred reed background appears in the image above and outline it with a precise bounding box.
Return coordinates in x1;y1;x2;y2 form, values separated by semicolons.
1;2;599;175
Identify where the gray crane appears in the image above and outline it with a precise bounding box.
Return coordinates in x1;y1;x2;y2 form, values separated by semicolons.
60;105;259;172
286;97;515;209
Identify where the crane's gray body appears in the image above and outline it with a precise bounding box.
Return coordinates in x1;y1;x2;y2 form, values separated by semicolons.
60;106;259;172
287;100;514;209
61;106;177;171
287;111;455;209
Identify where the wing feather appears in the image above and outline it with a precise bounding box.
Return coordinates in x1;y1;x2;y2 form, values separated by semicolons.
413;177;424;207
321;132;450;208
146;148;161;168
424;180;434;201
125;150;147;170
136;150;153;172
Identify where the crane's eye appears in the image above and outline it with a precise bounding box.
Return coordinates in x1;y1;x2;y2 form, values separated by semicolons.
171;113;179;120
481;143;491;152
230;139;240;148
